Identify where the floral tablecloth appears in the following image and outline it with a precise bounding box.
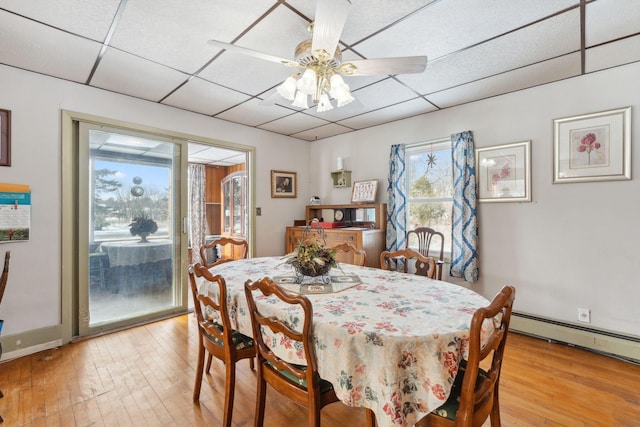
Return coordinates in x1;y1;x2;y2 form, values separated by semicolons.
201;257;493;427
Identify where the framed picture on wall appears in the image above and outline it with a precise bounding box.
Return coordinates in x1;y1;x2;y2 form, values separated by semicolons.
351;179;378;203
553;106;631;183
271;170;297;198
476;140;531;202
0;109;11;167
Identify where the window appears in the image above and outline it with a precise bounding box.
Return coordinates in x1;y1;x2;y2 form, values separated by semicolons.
407;139;453;257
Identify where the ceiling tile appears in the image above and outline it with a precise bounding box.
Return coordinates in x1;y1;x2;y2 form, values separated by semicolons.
258;113;330;135
188;144;246;165
586;0;640;47
0;0;120;41
215;98;296;127
91;48;189;102
199;6;311;96
354;0;579;60
0;11;102;83
285;0;438;45
291;123;353;141
303;78;420;122
397;9;580;95
337;98;438;130
585;35;640;73
161;77;251;116
427;53;581;108
109;0;275;74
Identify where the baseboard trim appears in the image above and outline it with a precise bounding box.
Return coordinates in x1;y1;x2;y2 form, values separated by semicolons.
511;311;640;363
0;324;62;362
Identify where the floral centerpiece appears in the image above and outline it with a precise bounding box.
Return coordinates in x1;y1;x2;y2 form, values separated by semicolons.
129;214;158;242
284;240;338;278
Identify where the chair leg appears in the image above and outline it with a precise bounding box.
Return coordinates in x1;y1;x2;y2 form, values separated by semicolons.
309;400;321;427
365;409;377;427
254;367;267;427
193;340;206;402
249;356;254;370
223;360;237;427
205;353;213;373
490;391;501;427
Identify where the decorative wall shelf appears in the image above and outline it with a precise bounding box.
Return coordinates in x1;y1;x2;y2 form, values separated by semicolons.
331;170;351;188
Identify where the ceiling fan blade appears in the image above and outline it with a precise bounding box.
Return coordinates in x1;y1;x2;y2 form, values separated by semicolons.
342;56;428;76
311;0;351;59
208;39;299;68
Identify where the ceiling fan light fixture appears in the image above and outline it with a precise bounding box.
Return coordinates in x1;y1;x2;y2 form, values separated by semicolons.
292;91;309;109
277;76;297;101
296;68;317;95
317;93;333;112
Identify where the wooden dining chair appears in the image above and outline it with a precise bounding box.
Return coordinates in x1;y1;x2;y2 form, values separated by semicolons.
0;251;10;424
380;248;437;279
244;277;340;427
199;237;248;268
415;285;516;427
187;263;255;427
330;242;367;266
407;227;445;279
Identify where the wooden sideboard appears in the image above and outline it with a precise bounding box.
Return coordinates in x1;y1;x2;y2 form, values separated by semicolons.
285;203;387;268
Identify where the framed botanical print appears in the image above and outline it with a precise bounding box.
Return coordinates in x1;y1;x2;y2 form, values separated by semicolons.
553;107;631;183
476;141;531;202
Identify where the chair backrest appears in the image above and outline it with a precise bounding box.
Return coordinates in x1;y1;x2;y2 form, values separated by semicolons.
244;277;319;389
187;263;234;348
380;248;436;278
407;227;445;279
0;251;10;305
456;285;516;426
330;242;366;267
200;237;248;268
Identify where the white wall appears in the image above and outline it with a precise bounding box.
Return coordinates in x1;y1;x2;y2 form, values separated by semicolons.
1;60;638;354
310;61;640;338
0;65;310;339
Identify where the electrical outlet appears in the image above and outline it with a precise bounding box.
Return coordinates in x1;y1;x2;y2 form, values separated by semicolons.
577;308;591;323
256;207;262;216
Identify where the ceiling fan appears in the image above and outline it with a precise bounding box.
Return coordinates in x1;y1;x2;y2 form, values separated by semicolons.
208;0;427;113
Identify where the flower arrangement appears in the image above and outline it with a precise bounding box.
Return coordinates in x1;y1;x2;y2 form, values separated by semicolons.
284;240;338;277
129;214;158;242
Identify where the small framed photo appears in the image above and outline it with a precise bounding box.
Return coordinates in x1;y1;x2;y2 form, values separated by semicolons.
553;106;631;183
351;179;378;203
476;141;531;203
0;109;11;167
271;170;297;198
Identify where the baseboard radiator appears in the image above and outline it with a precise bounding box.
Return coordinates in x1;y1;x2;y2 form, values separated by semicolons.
511;311;640;364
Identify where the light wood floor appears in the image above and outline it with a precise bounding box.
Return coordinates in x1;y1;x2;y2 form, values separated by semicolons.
1;314;639;426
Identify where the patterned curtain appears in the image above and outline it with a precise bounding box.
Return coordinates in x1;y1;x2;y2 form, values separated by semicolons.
386;144;408;252
188;163;206;265
450;131;478;282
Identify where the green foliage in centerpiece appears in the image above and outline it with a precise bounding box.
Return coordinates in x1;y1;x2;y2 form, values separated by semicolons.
284;240;337;277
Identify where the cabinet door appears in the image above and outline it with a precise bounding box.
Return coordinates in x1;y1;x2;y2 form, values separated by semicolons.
221;171;246;238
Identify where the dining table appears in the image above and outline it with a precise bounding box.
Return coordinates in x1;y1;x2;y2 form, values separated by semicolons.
199;257;494;427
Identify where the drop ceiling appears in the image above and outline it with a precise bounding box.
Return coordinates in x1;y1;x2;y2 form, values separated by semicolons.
1;0;639;142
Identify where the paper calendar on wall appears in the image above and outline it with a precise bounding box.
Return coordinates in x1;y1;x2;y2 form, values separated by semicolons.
0;183;31;242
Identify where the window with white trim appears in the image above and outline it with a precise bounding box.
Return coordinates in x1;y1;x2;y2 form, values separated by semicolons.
406;138;453;257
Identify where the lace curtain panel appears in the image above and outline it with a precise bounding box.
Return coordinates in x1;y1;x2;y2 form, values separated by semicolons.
188;163;206;264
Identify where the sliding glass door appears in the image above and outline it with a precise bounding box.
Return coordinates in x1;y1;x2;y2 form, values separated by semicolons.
78;123;186;335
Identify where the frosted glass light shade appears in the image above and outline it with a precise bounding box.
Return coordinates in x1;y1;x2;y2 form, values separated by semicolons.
317;93;333;112
296;68;317;95
277;76;297;101
292;91;309;109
